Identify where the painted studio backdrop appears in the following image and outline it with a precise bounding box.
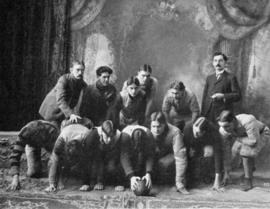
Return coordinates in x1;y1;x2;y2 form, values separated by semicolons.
1;0;270;135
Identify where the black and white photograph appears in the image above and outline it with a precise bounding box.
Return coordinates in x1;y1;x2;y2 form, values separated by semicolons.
1;0;270;208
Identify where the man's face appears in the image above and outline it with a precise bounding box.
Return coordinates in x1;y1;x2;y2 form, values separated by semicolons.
98;72;110;86
137;71;151;85
212;55;225;72
67;140;81;157
169;89;184;100
218;121;235;133
150;121;165;136
70;63;85;80
127;84;139;97
193;126;205;138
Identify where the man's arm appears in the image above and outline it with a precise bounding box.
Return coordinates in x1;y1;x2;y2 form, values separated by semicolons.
201;77;209;116
223;75;241;103
120;133;135;178
47;137;65;191
145;78;158;119
162;93;172;122
56;76;74;118
189;93;200;123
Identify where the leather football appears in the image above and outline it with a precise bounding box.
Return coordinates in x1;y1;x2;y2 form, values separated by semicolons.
133;179;150;196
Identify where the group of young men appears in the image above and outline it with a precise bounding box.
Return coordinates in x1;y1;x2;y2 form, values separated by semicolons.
7;52;270;195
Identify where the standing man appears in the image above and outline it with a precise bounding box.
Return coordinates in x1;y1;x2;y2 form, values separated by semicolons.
162;81;200;131
201;52;241;123
122;64;158;124
39;60;87;127
80;66;117;126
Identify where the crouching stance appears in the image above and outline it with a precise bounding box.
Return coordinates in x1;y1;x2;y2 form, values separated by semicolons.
45;122;97;192
184;117;223;191
91;120;141;192
8;120;59;191
150;112;189;194
122;125;155;195
217;110;270;191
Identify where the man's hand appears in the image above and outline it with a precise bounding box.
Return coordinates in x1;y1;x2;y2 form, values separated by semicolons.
130;176;141;191
44;184;57;193
69;114;81;123
211;93;224;100
7;175;20;191
142;173;152;189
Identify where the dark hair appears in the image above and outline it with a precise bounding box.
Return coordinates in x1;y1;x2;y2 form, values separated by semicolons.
150;111;166;124
101;120;116;136
139;64;152;74
71;60;85;68
96;66;113;77
169;81;185;91
126;76;140;86
194;117;209;131
217;110;235;123
213;52;228;62
132;129;145;149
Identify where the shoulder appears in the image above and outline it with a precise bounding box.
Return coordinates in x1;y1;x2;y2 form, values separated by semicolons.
185;88;197;98
168;123;182;137
236;114;256;126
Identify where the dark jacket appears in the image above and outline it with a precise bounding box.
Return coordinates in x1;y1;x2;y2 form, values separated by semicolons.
92;127;135;183
48;124;99;185
9;120;59;176
201;71;241;122
80;82;117;126
183;123;222;174
122;125;155;176
39;74;86;122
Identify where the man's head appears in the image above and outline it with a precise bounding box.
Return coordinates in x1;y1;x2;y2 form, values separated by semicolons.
96;66;113;86
132;129;145;150
217;110;236;133
150;111;166;136
70;60;85;80
212;52;227;72
193;117;208;138
100;120;116;145
66;140;82;157
126;76;140;97
137;64;152;85
168;81;185;99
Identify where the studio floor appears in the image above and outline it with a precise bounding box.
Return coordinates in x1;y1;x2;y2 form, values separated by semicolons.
1;169;270;209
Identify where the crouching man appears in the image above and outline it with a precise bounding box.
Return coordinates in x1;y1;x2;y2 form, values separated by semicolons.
122;125;155;194
184;117;223;191
217;110;270;191
7;120;59;191
91;120;141;192
45;119;95;192
150;112;189;194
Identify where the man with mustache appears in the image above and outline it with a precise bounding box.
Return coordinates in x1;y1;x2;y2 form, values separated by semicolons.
201;52;241;123
39;60;87;128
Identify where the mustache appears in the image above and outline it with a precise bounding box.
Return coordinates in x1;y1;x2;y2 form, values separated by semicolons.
216;64;221;67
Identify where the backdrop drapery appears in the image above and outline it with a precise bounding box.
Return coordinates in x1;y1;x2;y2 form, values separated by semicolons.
0;0;70;130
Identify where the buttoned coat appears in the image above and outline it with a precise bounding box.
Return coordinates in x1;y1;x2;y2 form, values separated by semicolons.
39;74;86;122
201;71;241;122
